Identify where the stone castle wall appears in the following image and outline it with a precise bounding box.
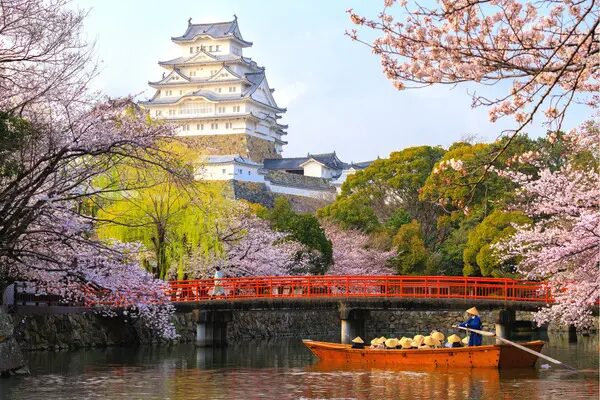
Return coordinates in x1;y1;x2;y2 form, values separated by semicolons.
220;180;332;213
9;308;594;353
181;134;279;163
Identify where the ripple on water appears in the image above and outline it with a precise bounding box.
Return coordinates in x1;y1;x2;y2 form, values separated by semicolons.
1;334;598;400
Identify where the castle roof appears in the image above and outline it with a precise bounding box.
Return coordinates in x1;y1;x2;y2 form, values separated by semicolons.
171;17;252;47
264;153;374;172
205;154;261;166
301;152;347;170
264;152;345;171
158;54;260;70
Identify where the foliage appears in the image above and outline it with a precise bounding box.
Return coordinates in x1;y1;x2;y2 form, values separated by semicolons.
495;121;599;329
347;1;598;135
323;222;395;275
391;220;429;275
317;195;380;232
95;141;235;280
261;197;332;274
185;208;312;278
319;146;445;238
463;210;531;277
0;0;179;338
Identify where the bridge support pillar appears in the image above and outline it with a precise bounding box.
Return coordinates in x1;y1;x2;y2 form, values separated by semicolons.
495;309;515;344
339;306;369;344
192;310;232;347
568;325;577;342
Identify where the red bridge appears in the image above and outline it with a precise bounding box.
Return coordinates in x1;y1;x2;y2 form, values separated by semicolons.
166;275;551;304
167;275;552;347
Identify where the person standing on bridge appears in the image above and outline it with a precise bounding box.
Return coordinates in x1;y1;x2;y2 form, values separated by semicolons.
212;266;225;297
459;307;483;346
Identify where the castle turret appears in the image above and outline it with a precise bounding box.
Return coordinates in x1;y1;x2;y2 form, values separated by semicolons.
140;17;287;162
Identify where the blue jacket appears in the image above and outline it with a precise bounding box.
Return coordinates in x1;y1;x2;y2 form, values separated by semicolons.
459;315;483;346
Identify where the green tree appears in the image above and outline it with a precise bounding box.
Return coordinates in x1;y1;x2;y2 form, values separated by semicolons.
316;196;379;232
95;142;231;279
391;220;429;275
319;145;445;237
262;197;332;274
463;210;531;277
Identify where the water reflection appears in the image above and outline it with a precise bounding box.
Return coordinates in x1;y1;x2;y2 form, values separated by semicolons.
1;334;598;400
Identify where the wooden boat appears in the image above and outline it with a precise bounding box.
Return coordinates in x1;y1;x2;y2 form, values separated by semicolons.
302;339;544;368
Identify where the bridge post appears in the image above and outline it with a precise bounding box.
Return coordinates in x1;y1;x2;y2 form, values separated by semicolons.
495;309;515;344
339;305;369;344
192;310;232;347
568;325;577;342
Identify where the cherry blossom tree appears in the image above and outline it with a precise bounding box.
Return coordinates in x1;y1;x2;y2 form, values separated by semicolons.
347;0;598;183
0;0;180;338
181;205;312;278
323;222;395;275
495;120;599;329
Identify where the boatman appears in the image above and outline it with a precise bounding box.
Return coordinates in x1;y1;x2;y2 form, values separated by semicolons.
459;307;483;346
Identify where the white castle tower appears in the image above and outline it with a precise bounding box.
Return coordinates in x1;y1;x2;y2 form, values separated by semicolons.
140;16;287;162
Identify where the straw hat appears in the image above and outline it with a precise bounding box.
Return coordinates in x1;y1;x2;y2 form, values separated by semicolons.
352;336;364;344
379;336;387;342
447;334;461;344
385;338;400;348
431;331;445;342
412;335;425;347
423;336;437;347
461;336;469;346
400;338;413;349
370;338;380;346
466;307;479;316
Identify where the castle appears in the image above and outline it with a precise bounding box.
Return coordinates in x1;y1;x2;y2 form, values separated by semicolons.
140;17;371;203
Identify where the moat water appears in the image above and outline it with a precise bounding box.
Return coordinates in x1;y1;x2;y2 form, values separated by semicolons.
1;333;598;399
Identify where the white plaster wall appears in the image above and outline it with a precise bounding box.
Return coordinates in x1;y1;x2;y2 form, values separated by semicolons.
178;39;230;57
232;165;264;183
197;163;264;183
303;161;324;178
198;164;235;180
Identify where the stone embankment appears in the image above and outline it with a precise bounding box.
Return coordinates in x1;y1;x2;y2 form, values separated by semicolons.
0;309;28;376
1;307;596;373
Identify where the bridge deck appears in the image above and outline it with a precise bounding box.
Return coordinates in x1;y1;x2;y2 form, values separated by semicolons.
167;276;551;311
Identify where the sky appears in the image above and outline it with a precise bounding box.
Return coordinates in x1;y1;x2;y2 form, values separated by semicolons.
73;0;591;162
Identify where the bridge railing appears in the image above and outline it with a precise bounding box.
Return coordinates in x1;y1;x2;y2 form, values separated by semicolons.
166;276;552;303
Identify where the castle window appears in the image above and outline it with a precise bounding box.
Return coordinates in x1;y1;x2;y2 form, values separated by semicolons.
209;45;213;52
182;124;190;131
210;70;218;76
229;86;236;92
216;45;221;51
237;168;242;174
201;45;205;51
217;106;225;113
196;46;200;52
222;168;226;174
196;124;204;130
211;123;218;129
190;47;193;54
248;170;251;175
155;110;162;116
168;109;175;116
233;106;241;112
179;90;183;95
225;122;232;129
217;88;222;93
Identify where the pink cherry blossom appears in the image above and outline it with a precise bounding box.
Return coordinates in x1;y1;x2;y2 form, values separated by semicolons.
495;120;599;329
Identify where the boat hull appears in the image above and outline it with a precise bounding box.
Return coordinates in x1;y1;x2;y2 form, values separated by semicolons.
302;340;544;369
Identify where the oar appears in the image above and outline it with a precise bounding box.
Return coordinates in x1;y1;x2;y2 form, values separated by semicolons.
455;326;577;371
